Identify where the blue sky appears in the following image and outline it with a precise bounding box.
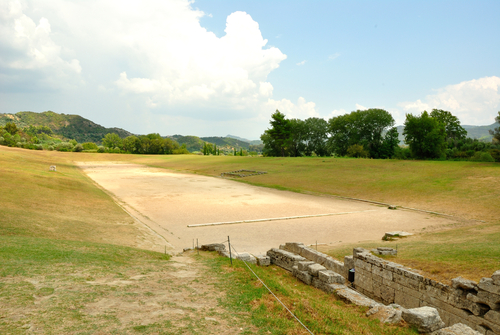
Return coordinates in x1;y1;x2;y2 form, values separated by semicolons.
1;0;499;140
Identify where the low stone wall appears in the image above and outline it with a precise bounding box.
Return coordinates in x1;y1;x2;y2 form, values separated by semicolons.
353;249;500;335
280;242;349;279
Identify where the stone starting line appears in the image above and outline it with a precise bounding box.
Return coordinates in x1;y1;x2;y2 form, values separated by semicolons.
187;209;378;228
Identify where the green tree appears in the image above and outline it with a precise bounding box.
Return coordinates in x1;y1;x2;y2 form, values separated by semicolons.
430;109;466;141
489;111;500;143
102;133;123;149
403;111;446;159
379;127;399;159
261;110;292;157
328;109;395;157
304;117;330;156
346;144;369;158
122;136;140;153
5;122;18;135
288;118;306;157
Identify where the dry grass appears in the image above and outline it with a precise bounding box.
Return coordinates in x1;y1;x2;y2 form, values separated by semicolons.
0;146;163;250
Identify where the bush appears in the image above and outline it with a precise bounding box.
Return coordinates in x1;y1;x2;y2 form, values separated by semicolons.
16;142;23;148
35;144;43;150
393;146;412;160
97;146;105;153
48;145;54;151
82;142;98;150
489;149;500;162
73;143;84;152
112;147;121;153
346;144;369;158
56;142;74;152
470;151;495;162
69;139;78;146
0;137;4;145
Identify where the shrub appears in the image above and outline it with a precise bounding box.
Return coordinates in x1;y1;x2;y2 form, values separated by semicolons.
48;145;54;151
489;149;500;162
470;151;495;162
112;147;121;153
82;142;98;150
56;142;74;152
346;144;369;158
0;137;4;145
73;143;84;152
69;139;78;146
97;146;105;153
35;144;43;150
16;142;23;148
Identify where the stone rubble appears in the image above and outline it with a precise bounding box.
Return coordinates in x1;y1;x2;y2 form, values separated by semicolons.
402;306;446;333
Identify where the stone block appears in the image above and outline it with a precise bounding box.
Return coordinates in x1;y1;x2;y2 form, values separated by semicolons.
402;306;445;333
312;277;337;294
395;289;420;308
354;258;372;272
318;270;345;284
492;270;500;286
308;263;327;277
300;247;327;265
484;310;500;326
478;278;500;295
394;272;420;291
267;248;306;271
374;247;397;256
237;252;257;264
372;265;393;281
323;257;344;275
467;291;500;310
335;286;381;308
293;266;312;285
452;276;478;291
200;243;225;252
467;314;500;334
283;242;305;255
429;323;482;335
366;305;403;324
298;261;315;271
355;272;373;292
256;255;270;266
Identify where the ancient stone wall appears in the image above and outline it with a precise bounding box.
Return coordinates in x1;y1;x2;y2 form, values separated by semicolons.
353;249;500;334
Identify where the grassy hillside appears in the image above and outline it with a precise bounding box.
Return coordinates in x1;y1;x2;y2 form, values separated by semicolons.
0;111;133;143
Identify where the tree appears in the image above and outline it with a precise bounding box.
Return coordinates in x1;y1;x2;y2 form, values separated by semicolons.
379;127;399;159
489;111;500;143
403;111;446;159
123;136;141;153
288;118;306;157
261;110;292;157
328;109;395;157
430;109;466;141
304;117;330;156
102;133;123;149
4;122;18;135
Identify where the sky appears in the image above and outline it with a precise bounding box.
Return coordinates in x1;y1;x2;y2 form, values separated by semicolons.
1;0;499;140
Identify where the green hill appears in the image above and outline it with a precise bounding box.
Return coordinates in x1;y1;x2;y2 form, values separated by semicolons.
0;111;133;144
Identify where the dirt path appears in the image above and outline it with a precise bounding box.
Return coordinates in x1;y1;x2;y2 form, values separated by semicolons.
77;162;464;255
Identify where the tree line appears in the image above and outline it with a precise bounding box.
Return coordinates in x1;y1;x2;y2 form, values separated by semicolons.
261;109;500;162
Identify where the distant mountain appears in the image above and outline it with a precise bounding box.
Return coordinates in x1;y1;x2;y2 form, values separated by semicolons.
226;134;263;145
462;123;498;141
0;111;133;143
395;122;498;144
168;134;264;153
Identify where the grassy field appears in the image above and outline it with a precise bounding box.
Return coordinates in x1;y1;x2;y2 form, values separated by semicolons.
1;145;499;333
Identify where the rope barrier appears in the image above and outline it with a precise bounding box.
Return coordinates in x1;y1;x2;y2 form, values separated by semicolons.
229;244;314;335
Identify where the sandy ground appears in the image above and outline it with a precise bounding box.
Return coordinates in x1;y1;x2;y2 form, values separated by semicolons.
77;162;462;255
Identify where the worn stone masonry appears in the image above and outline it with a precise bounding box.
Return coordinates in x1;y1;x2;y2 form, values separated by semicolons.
266;243;499;335
353;249;500;335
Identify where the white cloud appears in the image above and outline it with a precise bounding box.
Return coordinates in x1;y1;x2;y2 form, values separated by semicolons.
0;0;81;88
296;60;306;66
355;103;368;110
266;97;318;119
0;0;319;138
398;76;500;125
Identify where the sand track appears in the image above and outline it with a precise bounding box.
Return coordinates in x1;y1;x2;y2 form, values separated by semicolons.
77;162;461;254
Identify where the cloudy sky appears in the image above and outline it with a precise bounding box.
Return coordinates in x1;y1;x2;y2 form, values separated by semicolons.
1;0;499;139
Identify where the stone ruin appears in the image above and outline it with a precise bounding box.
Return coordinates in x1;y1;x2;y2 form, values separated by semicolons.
264;242;500;335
